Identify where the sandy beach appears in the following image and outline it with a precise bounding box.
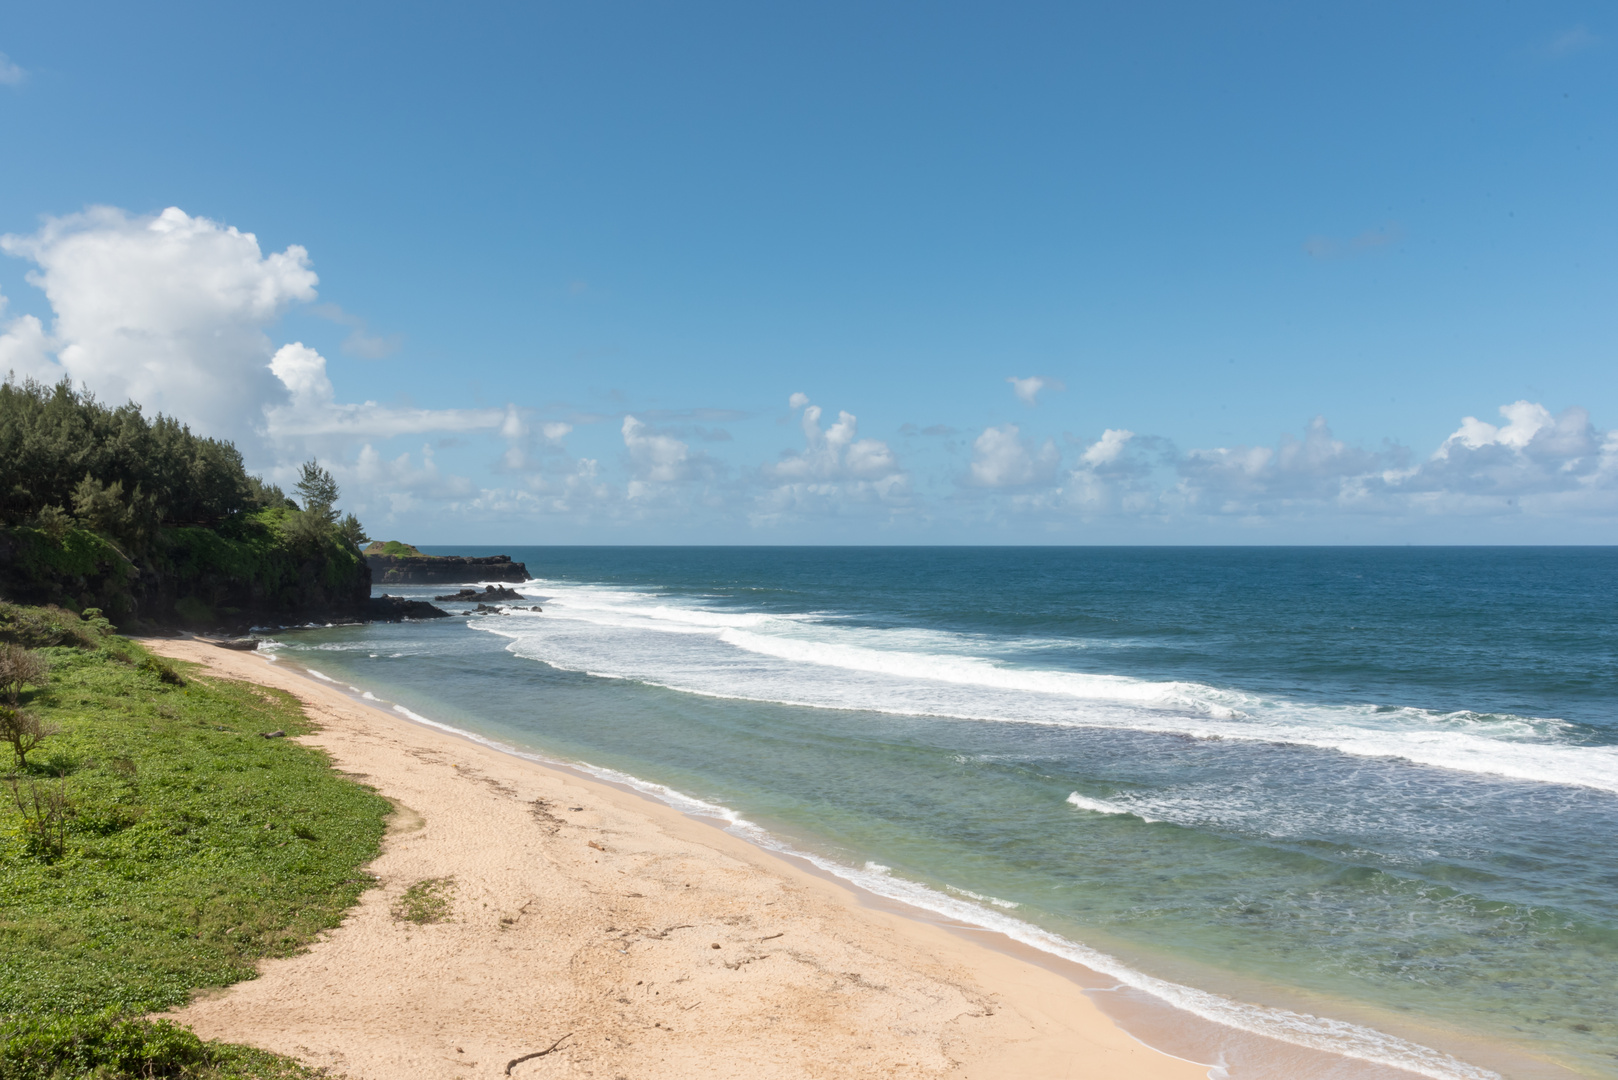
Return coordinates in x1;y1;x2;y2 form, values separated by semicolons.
146;638;1209;1080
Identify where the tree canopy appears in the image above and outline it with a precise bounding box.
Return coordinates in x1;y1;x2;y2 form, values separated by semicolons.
0;377;287;549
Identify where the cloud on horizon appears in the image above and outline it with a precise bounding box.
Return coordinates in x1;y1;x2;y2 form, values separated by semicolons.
961;404;1618;526
3;204;1612;540
749;398;910;525
968;424;1060;487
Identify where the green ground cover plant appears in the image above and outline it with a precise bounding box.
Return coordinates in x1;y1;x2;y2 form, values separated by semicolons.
390;877;455;925
0;605;391;1078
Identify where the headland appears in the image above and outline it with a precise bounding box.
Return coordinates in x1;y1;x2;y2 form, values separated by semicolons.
364;541;531;586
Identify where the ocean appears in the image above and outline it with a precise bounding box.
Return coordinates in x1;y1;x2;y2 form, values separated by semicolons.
263;547;1617;1079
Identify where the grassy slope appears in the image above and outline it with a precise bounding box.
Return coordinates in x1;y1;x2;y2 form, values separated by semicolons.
0;608;390;1078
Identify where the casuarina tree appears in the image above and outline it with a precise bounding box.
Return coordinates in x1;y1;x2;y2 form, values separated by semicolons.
294;460;340;523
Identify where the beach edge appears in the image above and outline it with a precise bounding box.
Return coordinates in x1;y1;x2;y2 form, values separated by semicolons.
145;637;1210;1080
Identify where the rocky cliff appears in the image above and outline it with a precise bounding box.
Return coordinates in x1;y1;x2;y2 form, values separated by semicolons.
0;518;372;634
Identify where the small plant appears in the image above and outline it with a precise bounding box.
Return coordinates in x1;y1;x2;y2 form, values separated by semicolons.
7;776;73;860
0;705;58;770
392;876;456;924
138;655;187;686
0;642;50;703
38;749;84;777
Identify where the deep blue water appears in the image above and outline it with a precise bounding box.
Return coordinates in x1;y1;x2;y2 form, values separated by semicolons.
277;547;1618;1078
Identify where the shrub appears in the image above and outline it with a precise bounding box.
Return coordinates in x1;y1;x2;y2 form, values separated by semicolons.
4;778;71;860
0;708;57;772
0;646;49;705
27;506;71;545
137;656;186;687
0;605;110;650
278;509;332;551
0;1011;212;1080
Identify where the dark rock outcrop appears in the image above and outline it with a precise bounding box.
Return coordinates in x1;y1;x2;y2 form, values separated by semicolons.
368;595;452;621
435;584;526;602
366;553;530;585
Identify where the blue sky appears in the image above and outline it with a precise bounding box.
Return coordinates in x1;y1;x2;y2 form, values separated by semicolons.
1;1;1614;542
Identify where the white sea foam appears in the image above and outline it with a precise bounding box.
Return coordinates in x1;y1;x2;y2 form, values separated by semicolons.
716;628;1248;717
478;581;1618;795
943;884;1021;909
347;679;1495;1080
1066;792;1162;822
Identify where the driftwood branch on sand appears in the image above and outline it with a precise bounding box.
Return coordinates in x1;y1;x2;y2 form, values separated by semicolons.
504;1032;573;1075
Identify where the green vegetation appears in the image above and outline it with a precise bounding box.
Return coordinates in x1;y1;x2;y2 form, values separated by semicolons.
1;1012;331;1080
0;379;370;630
391;877;455;924
0;380;275;541
0;604;391;1078
361;541;424;558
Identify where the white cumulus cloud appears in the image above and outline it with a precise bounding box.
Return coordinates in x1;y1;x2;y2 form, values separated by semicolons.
0;205;513;509
774;402;898;481
1435;401;1558;456
754;397;908;523
1157;405;1614;519
622;414;694;490
969;424;1060;487
1080;428;1135;467
1;206;316;442
1007;375;1063;406
0;292;53;381
263;341;505;443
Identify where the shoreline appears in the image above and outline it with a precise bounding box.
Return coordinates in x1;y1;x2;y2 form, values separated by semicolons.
146;638;1212;1080
143;638;1546;1080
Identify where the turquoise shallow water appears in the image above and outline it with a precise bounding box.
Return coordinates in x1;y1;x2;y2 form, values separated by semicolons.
273;547;1617;1078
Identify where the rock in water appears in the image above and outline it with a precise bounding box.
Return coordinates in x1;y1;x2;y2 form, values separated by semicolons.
368;596;452;621
434;584;526;602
